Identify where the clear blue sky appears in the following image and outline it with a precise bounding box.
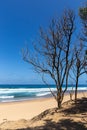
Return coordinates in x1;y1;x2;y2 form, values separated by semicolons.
0;0;86;84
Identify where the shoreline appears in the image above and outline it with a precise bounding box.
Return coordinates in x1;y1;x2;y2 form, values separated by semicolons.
0;85;86;103
0;91;87;123
0;96;56;123
0;90;86;104
0;96;53;105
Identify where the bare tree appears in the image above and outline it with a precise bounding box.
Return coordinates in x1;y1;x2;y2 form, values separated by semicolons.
71;42;87;102
22;9;75;108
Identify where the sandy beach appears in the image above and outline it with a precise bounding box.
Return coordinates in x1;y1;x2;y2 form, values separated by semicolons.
0;97;56;123
0;91;86;124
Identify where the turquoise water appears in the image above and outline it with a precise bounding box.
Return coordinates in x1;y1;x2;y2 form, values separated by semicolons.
0;84;86;102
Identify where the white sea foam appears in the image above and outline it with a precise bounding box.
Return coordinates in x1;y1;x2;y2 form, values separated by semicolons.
78;87;87;90
0;87;86;101
0;88;56;94
0;87;86;95
67;87;87;91
0;96;14;99
36;92;51;97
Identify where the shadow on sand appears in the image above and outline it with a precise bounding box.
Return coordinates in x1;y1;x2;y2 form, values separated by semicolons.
11;98;87;130
62;97;87;115
17;118;87;130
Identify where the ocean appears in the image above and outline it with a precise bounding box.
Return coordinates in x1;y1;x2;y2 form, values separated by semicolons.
0;84;87;102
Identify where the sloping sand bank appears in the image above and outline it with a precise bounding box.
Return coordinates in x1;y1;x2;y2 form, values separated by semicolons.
0;92;87;130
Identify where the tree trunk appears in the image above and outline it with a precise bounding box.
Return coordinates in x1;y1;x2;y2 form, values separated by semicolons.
57;93;62;109
57;100;62;109
75;75;79;103
70;93;73;101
